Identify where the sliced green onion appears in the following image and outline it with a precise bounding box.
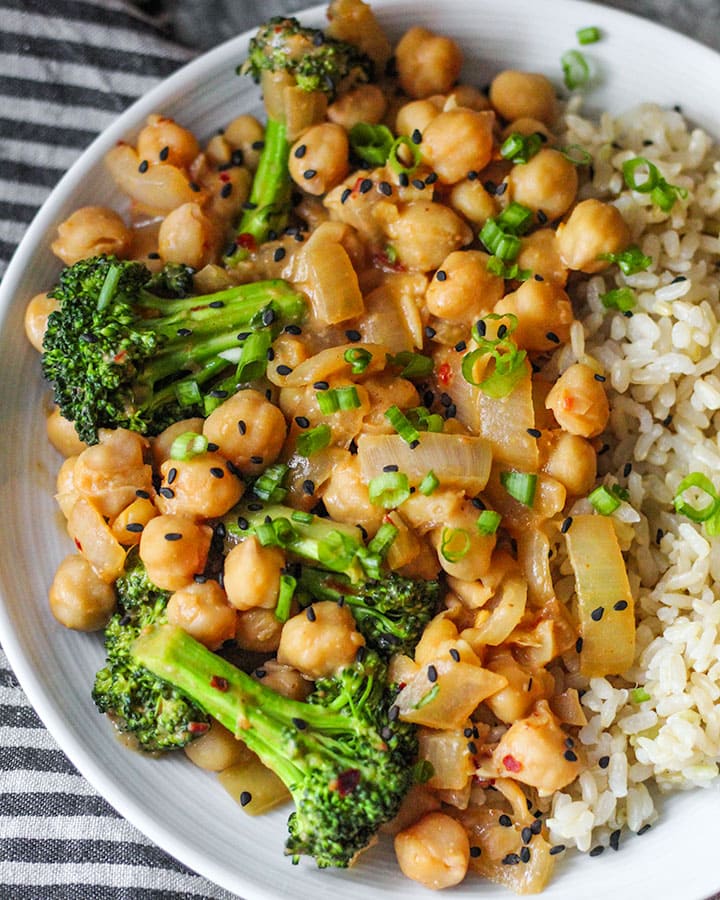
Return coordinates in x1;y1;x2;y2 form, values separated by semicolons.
463;314;527;399
296;423;332;457
367;522;399;557
601;287;636;312
622;157;688;212
388;135;422;176
349;122;394;166
412;760;435;783
486;256;532;280
236;330;272;382
440;526;471;562
274;573;297;623
673;472;720;522
255;521;281;547
599;245;652;275
413;683;440;710
588;484;622;515
174;379;203;408
479;218;522;260
557;144;593;166
252;463;289;503
344;347;372;374
316;385;361;414
386;350;434;379
419;470;440;496
500;132;542;165
631;687;651;703
561;48;590;90
577;26;601;44
385;244;398;264
97;264;121;311
476;509;502;535
169;431;208;461
384;405;420;445
500;471;537;507
317;529;358;569
497;201;534;235
291;509;314;525
368;471;411;509
356;547;383;580
406;407;444;434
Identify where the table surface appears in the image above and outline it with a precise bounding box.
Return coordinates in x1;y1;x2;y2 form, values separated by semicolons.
1;1;720;898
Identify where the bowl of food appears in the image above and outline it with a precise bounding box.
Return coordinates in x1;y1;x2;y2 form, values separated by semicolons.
2;0;720;897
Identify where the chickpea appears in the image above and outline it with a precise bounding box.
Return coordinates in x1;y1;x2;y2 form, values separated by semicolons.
139;514;213;591
253;660;312;701
73;428;152;519
556;198;631;273
204;133;232;166
277;601;365;679
184;719;252;771
448;178;498;227
327;84;387;129
446;85;491;112
46;407;86;458
223;536;284;611
362;373;419;434
24;292;58;352
394;99;441;138
51;206;131;265
420;109;494;185
55;455;80;520
136;115;200;169
156;452;244;520
545;363;610;438
489;70;558;126
158;202;221;270
540;429;597;496
507;149;578;222
151;418;204;468
49;554;116;631
483;648;553;723
322;455;385;536
394;811;470;890
516;228;568;285
493;279;574;352
395;27;463;100
202;165;252;225
288;123;350;196
429;499;495;581
203;389;287;476
379;201;473;272
425;250;504;325
223;114;265;171
110;496;157;547
166;579;237;650
235;607;284;653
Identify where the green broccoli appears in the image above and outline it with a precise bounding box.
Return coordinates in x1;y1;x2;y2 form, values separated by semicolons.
92;556;208;752
133;623;416;867
225;16;373;264
41;255;306;443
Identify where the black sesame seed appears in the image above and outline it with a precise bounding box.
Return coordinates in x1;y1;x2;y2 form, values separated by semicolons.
237;516;249;530
412;178;426;190
303;169;317;180
502;853;520;865
209;389;228;399
252;140;265;150
449;648;460;662
530;818;542;835
527;428;542;438
549;845;565;856
262;307;276;326
306;607;317;622
471;497;485;509
345;329;361;342
599;443;610;455
135;489;150;500
254;668;266;679
294;144;307;158
497;324;508;339
359;178;373;193
267;348;275;361
609;829;621;851
565;737;575;748
591;606;604;622
237;331;251;341
534;273;544;281
671;275;687;284
467;169;480;181
138;159;149;173
445;404;456;419
356;646;367;663
589;845;604;857
463;727;474;739
425;172;438;185
147;251;161;260
476;319;487;336
250;455;263;465
398;172;409;187
546;331;560;344
276;364;292;376
158;145;169;161
341;187;352;204
594;373;606;382
564;749;578;762
623;462;632;477
210;467;224;479
521;826;533;844
159;487;175;499
164;532;182;541
411;128;422;145
208;300;224;309
240;791;252;807
295;416;310;429
237;420;247;435
303;480;315;496
424;325;436;338
483;178;496;193
220;183;232;198
125;522;144;533
614;599;629;611
284;324;302;335
467;741;478;755
247;502;264;511
520;846;531;864
537;209;548;225
469;846;482;858
576;636;584;653
409;439;420;449
379;181;392;196
499;814;512;827
273;247;286;262
656;528;664;544
662;414;673;427
167;467;177;485
189;181;201;192
496;182;508;195
427;665;438;683
454;340;467;352
561;516;573;534
314;380;329;390
383;464;399;472
292;717;308;730
598;755;610;769
80;332;99;343
388;705;399;721
637;823;652;836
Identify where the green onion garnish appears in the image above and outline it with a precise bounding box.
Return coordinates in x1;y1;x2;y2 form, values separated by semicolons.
384;405;420;445
174;379;203;408
476;509;502;535
561;49;590;90
419;470;440;496
388;135;422;176
291;510;314;525
673;472;720;522
406;407;444;433
255;521;281;547
367;521;399;557
622;157;687;212
500;132;543;165
496;201;534;236
349;122;395;167
236;330;272;382
316;385;361;414
368;471;411;509
500;471;537;507
385;244;398;264
462;313;527;399
316;529;359;569
274;573;296;623
601;287;636;312
344;347;372;374
486;256;532;280
412;760;435;783
252;463;289;503
557;144;593;166
413;684;440;710
588;484;623;515
577;26;601;44
479;218;522;261
631;687;651;703
296;423;332;457
169;431;208;461
599;245;652;275
386;351;434;379
440;526;471;562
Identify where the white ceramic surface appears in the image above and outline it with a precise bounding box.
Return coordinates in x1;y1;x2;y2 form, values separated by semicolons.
2;2;720;898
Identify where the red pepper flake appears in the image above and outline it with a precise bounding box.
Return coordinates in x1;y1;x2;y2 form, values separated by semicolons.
210;675;229;692
350;175;366;196
219;172;231;183
113;350;127;364
188;722;210;734
437;362;452;386
336;769;361;797
503;754;523;773
372;251;405;272
74;538;83;552
236;233;257;252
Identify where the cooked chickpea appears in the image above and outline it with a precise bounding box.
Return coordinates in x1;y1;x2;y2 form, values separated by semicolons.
158;202;221;270
235;607;284;653
395;99;441;138
49;554;116;631
51;206;131;265
493;279;574;352
289;123;350;196
541;430;597;496
223;536;284;611
184;719;252;771
395;27;463;100
425;250;504;324
110;496;157;547
447;85;491;112
252;659;312;701
448;178;498;227
507;149;578;222
429;500;495;581
322;455;386;536
556;198;631;273
46;407;86;458
24;292;58;352
545;363;610;438
516;228;568;285
223;114;265;171
55;455;80;519
380;201;473;272
420;109;495;185
203;389;287;476
139;514;213;591
73;428;152;519
155;452;244;520
277;601;365;679
394;811;470;890
362;373;419;434
166;579;237;650
483;648;553;723
327;84;387;129
151;418;204;468
203;165;252;224
489;70;558;126
136;115;200;169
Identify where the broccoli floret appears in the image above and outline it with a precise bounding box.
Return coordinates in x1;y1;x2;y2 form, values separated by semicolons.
41;255;306;443
133;623;415;867
92;557;208;752
226;17;373;264
297;568;441;657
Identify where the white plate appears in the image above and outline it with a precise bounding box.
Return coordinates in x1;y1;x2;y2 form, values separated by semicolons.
2;1;720;898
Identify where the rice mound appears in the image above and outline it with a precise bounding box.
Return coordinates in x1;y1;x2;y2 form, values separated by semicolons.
543;100;720;853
